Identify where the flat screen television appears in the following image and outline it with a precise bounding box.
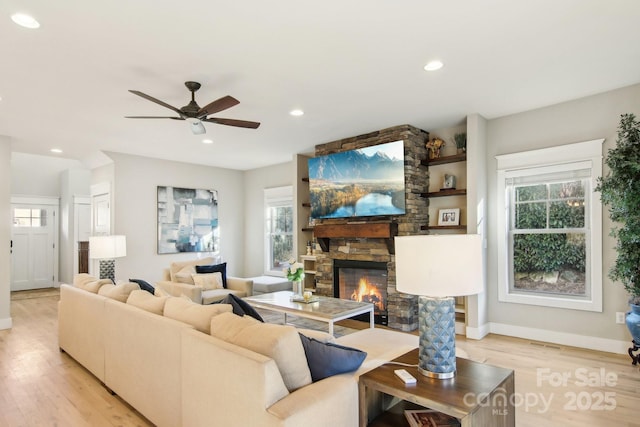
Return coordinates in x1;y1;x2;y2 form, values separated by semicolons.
308;140;406;219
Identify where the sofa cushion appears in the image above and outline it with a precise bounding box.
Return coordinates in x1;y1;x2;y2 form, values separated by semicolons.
210;312;312;392
169;257;215;283
129;278;155;294
127;289;169;315
299;333;367;382
195;262;227;288
74;274;112;293
164;296;232;334
98;282;141;302
192;272;224;290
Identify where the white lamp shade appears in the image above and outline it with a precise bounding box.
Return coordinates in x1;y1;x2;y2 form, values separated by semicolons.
89;235;127;259
395;234;483;297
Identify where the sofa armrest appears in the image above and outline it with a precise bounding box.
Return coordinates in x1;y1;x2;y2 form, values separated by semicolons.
155;280;203;304
267;374;359;427
227;276;254;297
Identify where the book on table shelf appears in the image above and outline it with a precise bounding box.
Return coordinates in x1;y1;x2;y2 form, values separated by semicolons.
404;409;460;427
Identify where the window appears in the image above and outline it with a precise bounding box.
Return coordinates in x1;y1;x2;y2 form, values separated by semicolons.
264;186;294;276
13;208;47;227
496;139;603;311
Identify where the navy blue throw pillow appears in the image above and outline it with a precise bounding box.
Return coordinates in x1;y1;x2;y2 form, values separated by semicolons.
195;262;227;288
129;278;155;294
299;333;367;382
219;294;264;322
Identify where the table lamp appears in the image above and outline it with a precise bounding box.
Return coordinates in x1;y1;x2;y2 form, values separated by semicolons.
89;235;127;282
395;234;483;379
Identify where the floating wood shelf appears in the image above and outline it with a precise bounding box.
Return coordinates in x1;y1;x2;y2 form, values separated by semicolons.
313;222;398;254
420;153;467;166
421;225;467;231
421;189;467;198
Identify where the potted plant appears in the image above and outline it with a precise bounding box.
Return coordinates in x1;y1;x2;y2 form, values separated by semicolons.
454;132;467;154
595;113;640;346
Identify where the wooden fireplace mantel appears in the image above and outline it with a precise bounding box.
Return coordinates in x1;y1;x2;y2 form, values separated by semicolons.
313;222;398;254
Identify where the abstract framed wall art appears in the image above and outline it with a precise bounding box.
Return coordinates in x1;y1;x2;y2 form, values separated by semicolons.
157;186;219;254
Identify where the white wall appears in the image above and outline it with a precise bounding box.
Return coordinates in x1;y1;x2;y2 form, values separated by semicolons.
485;83;640;348
11;152;85;196
243;161;293;277
104;152;247;283
0;137;12;329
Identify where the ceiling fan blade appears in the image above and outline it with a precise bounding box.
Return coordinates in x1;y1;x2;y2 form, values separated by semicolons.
125;116;185;120
128;90;184;116
197;96;240;118
203;117;260;129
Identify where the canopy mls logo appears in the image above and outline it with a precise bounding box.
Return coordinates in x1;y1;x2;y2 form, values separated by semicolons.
463;367;618;415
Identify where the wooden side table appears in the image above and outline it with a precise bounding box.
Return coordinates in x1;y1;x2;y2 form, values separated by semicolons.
359;349;515;427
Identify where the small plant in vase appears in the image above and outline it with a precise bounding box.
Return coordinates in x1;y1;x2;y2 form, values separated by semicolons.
454;132;467;154
595;113;640;360
285;258;305;297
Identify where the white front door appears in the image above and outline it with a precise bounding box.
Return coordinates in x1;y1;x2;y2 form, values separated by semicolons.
11;203;57;291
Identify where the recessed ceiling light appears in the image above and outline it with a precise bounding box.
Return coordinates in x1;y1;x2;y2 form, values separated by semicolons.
424;60;444;71
290;109;304;117
202;139;213;144
50;148;62;154
11;13;40;29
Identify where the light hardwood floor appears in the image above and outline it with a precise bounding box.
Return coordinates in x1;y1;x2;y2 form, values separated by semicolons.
1;289;639;427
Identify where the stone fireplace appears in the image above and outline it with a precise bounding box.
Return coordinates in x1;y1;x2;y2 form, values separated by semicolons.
309;124;429;332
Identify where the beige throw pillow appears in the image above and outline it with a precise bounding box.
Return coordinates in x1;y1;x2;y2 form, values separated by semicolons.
98;282;140;302
127;289;169;315
75;275;112;293
210;312;312;392
169;257;215;282
163;296;232;333
192;272;224;290
174;265;197;285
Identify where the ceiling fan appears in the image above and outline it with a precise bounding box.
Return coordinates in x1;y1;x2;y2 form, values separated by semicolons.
126;81;260;135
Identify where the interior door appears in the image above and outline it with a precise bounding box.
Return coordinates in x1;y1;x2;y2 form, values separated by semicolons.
11;204;57;291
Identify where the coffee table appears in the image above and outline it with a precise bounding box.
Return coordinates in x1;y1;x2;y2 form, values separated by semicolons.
244;290;374;336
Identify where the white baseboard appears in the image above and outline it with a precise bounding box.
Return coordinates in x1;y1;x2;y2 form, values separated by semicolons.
489;322;629;355
466;323;490;340
0;317;12;330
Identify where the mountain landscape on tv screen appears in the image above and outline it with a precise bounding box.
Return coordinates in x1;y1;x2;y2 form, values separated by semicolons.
308;142;406;219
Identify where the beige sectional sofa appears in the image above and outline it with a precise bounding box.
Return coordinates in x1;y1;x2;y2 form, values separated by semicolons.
58;275;419;427
155;257;254;304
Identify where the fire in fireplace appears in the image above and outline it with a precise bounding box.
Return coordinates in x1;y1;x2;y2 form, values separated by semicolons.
334;260;388;325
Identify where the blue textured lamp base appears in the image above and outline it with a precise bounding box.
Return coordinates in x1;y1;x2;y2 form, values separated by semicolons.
99;259;115;283
418;296;457;379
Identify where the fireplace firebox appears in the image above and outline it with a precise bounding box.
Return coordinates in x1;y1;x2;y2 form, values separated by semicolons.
333;259;388;325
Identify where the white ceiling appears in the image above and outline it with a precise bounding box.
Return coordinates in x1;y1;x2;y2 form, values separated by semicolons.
1;0;639;170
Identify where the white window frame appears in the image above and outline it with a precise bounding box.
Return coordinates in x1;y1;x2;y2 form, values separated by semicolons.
264;186;293;277
496;139;603;312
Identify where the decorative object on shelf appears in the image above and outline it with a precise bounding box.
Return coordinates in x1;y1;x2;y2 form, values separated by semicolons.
454;132;467;154
426;137;445;159
595;113;640;361
285;258;305;297
89;235;127;282
157;186;219;254
442;174;456;190
437;208;460;226
306;241;313;255
395;234;483;379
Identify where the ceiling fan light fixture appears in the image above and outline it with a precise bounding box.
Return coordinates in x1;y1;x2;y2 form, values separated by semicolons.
424;60;444;71
11;13;40;29
190;120;206;135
